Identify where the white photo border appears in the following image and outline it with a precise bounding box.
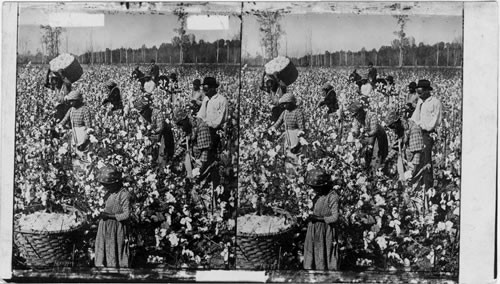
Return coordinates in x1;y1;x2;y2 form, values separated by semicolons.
1;1;498;283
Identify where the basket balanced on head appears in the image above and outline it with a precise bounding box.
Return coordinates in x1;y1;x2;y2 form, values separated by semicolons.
264;56;298;86
14;204;87;267
236;208;296;269
49;53;83;83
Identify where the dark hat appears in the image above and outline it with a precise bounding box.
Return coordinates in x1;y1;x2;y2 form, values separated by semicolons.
322;83;333;91
173;107;190;124
368;62;374;66
202;76;219;88
416;79;433;91
150;59;156;63
170;73;178;79
408;82;417;89
384;110;401;126
347;102;364;114
193;79;201;86
305;168;332;187
97;165;122;184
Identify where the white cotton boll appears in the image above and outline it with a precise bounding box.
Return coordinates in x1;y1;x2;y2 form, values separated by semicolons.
355;140;363;150
347;132;354;143
237;213;292;235
404;170;413;180
299;137;309;145
18;212;83;231
89;135;98;143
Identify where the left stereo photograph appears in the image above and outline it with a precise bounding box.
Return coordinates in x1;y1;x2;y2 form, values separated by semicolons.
12;2;241;272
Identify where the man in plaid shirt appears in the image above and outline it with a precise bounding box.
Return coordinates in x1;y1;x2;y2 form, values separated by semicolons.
175;108;216;182
384;105;424;181
133;96;175;169
348;102;388;174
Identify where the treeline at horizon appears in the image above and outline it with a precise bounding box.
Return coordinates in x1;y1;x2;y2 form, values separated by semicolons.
17;38;242;65
17;40;462;68
244;41;463;68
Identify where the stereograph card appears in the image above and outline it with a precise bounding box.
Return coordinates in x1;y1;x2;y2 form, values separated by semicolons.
0;1;497;283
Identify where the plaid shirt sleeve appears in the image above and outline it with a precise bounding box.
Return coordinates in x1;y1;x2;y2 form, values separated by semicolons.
152;109;166;134
69;106;92;128
407;120;424;153
386;139;401;161
195;125;211;149
296;109;305;131
83;106;92;128
365;112;378;136
193;123;211;163
386;148;398;161
283;109;305;131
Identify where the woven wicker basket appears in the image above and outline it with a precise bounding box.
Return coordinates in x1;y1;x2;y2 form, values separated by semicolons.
14;204;87;267
265;57;298;86
49;54;83;83
236;208;296;269
276;60;298;86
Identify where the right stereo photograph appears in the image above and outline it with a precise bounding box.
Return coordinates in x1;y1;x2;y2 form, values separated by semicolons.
237;2;463;276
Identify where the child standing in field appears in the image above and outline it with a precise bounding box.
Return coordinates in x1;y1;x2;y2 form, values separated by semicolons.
303;168;339;270
94;165;131;268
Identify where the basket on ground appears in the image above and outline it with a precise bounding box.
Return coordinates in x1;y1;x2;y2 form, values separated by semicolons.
14;204;87;267
236;207;296;269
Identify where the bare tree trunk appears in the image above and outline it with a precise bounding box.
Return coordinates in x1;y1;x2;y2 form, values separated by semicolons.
446;46;449;66
436;45;440;66
399;47;403;67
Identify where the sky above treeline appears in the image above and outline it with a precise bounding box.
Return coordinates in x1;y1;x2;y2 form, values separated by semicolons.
242;13;462;58
17;2;462;58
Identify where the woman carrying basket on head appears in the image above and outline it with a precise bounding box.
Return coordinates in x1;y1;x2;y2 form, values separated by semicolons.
260;72;287;123
58;90;94;160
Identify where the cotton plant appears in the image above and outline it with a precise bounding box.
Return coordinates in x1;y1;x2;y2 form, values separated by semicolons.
238;67;461;272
